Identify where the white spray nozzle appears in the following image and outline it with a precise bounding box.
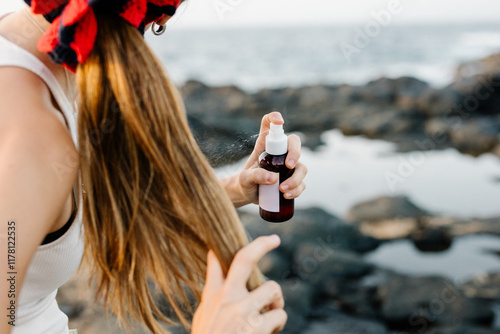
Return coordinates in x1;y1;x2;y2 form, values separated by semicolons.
269;123;284;137
266;122;288;155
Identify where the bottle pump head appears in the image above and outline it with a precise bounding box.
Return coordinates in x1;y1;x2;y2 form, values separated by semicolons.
266;123;288;155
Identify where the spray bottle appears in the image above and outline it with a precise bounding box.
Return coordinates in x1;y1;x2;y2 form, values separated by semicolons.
258;123;294;222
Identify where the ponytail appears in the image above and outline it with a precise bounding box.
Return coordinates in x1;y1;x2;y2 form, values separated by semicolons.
76;13;264;332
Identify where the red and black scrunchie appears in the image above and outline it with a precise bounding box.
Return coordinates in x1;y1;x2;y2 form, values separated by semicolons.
24;0;181;72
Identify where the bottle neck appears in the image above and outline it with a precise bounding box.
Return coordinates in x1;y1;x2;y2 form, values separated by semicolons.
266;137;287;155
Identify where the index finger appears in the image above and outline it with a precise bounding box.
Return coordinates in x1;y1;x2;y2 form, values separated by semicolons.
202;250;225;302
225;235;281;291
254;112;285;156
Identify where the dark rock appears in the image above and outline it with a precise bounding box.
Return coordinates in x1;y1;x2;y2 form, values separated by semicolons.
427;325;500;334
425;216;500;237
448;117;500;156
292;243;373;298
336;268;404;319
362;77;430;106
455;53;500;83
462;272;500;300
346;196;428;223
377;276;494;328
355;217;419;240
416;87;463;117
300;132;325;150
181;80;255;117
281;279;315;318
337;107;424;140
454;53;500;116
281;308;309;334
243;207;380;256
181;53;500;165
308;301;341;320
410;225;453;252
258;248;292;282
335;284;380;319
293;243;373;284
346;196;500;242
303;313;389;334
253;85;337;134
259;279;313;334
423;116;454;150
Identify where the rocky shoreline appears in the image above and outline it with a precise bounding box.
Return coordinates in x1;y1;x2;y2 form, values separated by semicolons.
57;197;500;334
240;198;500;334
183;53;500;167
55;53;500;333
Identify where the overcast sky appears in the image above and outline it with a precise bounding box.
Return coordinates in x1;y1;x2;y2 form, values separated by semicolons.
1;0;499;29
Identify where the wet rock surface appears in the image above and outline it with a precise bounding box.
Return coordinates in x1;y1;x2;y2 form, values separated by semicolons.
183;54;500;166
346;195;429;223
462;272;500;300
426;326;500;334
57;196;499;333
378;275;494;327
346;196;500;243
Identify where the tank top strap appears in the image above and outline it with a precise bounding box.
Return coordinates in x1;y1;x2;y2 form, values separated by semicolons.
0;30;78;149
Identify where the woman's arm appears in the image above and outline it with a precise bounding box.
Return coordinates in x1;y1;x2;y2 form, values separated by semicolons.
0;84;79;334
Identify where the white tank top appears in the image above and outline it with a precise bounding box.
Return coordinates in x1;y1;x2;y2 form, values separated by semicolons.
0;13;84;334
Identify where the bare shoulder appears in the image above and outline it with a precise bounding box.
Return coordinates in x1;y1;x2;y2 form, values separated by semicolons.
0;66;77;162
0;66;79;188
0;67;79;244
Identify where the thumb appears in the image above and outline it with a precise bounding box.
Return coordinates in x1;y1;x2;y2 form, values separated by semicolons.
240;168;279;190
202;250;225;302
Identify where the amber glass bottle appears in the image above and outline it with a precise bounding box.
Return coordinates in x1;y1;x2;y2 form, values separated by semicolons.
259;123;294;222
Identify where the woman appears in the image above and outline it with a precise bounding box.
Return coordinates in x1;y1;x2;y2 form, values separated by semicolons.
0;1;308;333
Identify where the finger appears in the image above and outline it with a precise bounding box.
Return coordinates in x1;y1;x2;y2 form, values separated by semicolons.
246;280;284;312
226;235;281;290
254;112;285;155
284;181;306;200
280;162;307;193
244;112;285;170
285;134;301;169
239;168;279;190
260;308;288;334
202;250;225;302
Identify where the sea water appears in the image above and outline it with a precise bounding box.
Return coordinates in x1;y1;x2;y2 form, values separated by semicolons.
147;23;500;92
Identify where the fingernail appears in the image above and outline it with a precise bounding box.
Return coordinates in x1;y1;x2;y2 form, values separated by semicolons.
281;184;289;191
284;192;292;199
267;173;275;182
287;160;295;168
270;234;280;243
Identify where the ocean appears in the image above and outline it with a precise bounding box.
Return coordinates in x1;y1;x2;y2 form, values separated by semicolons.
156;24;500;289
146;23;500;91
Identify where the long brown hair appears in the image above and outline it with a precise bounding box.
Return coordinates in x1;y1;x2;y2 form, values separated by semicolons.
76;13;264;333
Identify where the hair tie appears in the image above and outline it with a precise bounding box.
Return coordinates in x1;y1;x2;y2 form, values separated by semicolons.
24;0;181;72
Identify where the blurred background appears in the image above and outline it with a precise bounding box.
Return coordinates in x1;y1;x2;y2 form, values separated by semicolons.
3;0;500;333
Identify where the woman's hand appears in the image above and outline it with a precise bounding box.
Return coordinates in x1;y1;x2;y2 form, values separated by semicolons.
192;235;287;334
222;111;308;207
